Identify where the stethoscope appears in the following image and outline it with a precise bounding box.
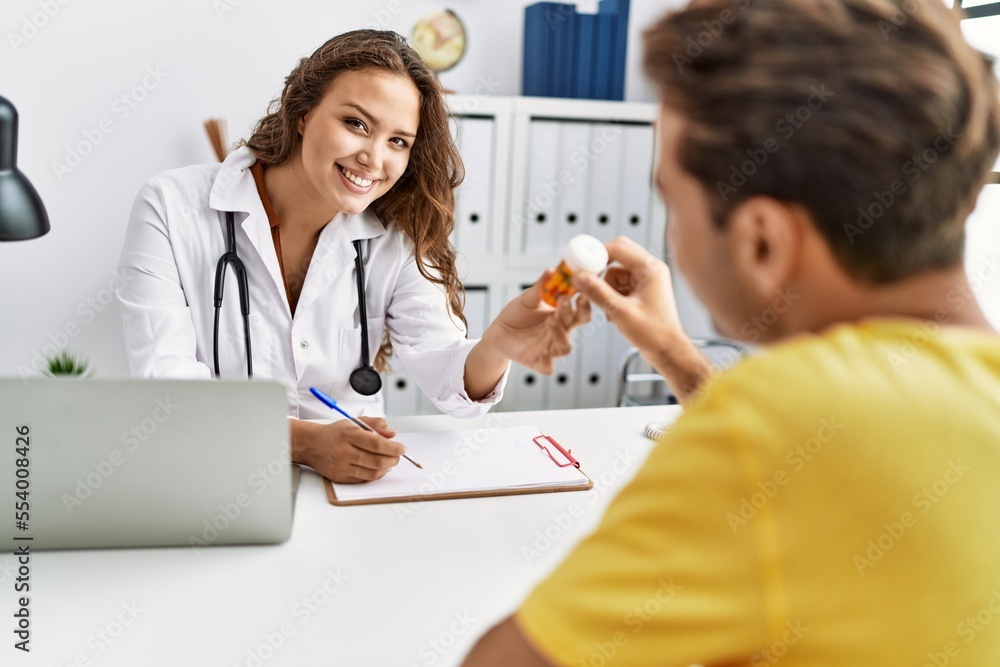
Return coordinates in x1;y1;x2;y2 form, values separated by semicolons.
213;211;382;395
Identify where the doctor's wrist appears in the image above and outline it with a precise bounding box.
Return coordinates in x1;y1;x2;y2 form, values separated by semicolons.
289;419;321;468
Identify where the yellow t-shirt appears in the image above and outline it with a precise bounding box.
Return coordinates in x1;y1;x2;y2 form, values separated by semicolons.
518;319;1000;667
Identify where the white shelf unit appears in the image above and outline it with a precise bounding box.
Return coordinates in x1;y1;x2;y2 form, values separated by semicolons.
383;94;676;416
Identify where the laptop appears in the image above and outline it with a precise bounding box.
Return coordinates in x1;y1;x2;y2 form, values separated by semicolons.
0;378;296;550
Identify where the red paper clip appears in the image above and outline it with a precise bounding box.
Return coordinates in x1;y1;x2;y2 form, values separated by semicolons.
533;434;580;468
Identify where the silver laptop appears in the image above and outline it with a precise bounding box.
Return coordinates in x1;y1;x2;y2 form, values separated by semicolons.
0;378;296;550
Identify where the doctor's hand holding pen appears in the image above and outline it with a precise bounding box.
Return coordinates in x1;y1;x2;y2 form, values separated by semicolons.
295;416;406;484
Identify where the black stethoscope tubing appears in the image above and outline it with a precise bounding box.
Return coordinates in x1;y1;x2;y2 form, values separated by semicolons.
213;211;382;396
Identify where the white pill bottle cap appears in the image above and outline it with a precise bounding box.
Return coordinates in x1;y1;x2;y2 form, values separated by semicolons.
564;234;610;273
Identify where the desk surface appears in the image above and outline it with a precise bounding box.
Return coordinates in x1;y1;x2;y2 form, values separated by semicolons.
4;405;680;667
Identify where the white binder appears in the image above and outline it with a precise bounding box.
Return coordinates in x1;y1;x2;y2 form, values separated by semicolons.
383;369;421;417
554;121;592;252
453;117;494;257
575;310;614;408
619;124;655;247
462;285;490;339
522;120;561;255
548;343;578;410
585;122;625;243
503;283;549;410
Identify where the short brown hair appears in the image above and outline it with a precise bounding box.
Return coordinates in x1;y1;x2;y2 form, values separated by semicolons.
644;0;1000;283
245;30;465;370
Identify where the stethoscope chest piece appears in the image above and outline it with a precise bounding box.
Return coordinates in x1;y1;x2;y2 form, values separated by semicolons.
350;366;382;396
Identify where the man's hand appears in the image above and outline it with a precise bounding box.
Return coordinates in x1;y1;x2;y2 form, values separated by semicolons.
574;236;714;404
573;236;684;353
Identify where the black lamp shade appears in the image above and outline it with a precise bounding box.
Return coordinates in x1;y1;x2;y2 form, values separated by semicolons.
0;95;49;241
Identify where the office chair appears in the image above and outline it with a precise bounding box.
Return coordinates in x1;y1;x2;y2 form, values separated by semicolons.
617;339;748;407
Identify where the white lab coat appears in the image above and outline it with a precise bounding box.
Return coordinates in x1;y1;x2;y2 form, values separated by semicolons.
116;146;509;419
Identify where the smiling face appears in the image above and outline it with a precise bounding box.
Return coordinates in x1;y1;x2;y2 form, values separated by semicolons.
296;69;421;216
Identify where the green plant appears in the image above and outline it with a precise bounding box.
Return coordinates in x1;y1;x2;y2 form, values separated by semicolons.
42;349;93;378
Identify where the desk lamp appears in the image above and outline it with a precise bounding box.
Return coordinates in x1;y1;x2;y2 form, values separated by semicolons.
0;95;49;241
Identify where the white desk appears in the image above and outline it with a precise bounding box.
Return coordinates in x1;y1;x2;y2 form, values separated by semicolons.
4;406;680;667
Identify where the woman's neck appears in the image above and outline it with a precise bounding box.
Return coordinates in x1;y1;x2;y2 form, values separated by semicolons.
262;156;339;237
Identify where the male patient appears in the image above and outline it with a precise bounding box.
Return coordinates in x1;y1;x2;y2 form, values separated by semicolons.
463;0;1000;665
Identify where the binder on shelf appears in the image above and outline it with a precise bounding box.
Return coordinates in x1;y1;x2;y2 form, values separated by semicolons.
618;124;655;246
548;345;578;410
576;312;614;409
324;425;592;506
383;369;420;417
574;13;597;99
523;120;561;254
592;13;618;100
453;117;494;256
523;3;552;96
462;285;490;339
554;121;591;251
585;122;625;243
505;283;550;410
598;0;630;100
523;0;628;100
552;8;577;98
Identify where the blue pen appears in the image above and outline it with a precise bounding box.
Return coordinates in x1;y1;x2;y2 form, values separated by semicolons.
309;387;422;469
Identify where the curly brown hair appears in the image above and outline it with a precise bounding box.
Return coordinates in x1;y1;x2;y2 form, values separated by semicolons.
244;30;466;371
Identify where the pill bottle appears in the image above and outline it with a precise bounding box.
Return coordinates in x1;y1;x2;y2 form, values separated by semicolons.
540;234;609;307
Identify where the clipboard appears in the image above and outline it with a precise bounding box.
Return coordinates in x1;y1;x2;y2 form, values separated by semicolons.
323;425;593;506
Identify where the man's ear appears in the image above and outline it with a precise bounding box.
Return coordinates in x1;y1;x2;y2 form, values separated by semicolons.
726;196;804;299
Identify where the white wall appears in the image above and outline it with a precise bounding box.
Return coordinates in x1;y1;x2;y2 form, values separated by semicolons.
0;0;676;378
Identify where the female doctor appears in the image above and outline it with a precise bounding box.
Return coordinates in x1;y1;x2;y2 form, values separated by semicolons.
116;30;590;484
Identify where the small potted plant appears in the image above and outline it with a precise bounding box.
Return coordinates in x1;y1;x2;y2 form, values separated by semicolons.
42;349;93;378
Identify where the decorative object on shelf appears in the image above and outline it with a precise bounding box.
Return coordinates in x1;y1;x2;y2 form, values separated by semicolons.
410;9;467;72
203;118;229;161
522;0;630;101
0;95;49;241
42;349;93;378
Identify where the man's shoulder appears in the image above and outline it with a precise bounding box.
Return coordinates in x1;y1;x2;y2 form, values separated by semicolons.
678;320;999;454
